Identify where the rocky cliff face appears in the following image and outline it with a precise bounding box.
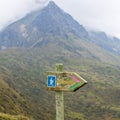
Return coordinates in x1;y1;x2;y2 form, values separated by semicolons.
0;1;88;49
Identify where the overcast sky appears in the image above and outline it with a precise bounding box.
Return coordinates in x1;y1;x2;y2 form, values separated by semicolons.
0;0;120;38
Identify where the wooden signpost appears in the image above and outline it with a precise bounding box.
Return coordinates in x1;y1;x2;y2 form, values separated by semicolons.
47;64;87;120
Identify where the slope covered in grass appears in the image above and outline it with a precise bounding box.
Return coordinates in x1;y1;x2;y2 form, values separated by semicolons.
0;48;120;120
0;113;32;120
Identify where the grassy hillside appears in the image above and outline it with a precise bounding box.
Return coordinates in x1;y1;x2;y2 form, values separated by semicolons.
0;113;32;120
0;47;120;120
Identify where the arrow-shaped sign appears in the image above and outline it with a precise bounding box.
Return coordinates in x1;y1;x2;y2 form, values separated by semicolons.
47;72;87;92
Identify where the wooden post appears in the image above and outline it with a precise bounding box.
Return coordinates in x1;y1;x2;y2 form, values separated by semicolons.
55;64;64;120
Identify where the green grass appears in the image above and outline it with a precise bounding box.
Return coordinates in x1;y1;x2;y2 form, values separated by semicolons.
0;48;120;120
67;110;88;120
0;113;32;120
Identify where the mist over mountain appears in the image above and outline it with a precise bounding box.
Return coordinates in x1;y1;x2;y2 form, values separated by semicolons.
0;1;88;49
88;31;120;55
0;1;120;56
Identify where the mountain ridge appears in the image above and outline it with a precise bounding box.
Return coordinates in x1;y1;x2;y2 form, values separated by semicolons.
0;1;89;49
0;1;120;57
88;30;120;55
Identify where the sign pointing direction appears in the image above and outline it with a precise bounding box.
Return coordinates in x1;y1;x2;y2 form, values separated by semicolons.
47;72;87;92
47;64;88;120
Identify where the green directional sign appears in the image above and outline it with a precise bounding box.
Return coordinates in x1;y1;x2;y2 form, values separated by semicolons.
47;64;87;120
47;71;87;92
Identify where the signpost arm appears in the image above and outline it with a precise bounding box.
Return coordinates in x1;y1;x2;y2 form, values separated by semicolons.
55;64;64;120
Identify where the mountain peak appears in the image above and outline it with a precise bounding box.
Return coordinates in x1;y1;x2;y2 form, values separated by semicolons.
44;0;63;14
48;1;56;6
31;1;88;38
0;0;89;48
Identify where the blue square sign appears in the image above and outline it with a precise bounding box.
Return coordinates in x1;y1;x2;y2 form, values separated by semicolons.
47;75;56;87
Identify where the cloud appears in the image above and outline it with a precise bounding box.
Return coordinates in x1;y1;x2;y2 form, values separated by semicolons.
53;0;120;38
0;0;120;38
0;0;49;30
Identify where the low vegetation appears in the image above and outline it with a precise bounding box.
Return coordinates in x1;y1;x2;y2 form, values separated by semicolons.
0;113;32;120
0;48;120;120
